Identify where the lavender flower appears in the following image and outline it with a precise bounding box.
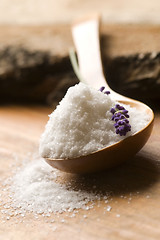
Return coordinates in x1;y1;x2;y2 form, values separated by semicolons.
99;86;110;95
98;87;131;136
110;104;131;136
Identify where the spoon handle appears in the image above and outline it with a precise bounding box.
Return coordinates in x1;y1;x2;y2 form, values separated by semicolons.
72;16;125;101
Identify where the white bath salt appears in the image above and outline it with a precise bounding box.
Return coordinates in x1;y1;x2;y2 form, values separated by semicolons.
1;158;103;216
106;206;112;212
39;82;150;159
52;226;58;232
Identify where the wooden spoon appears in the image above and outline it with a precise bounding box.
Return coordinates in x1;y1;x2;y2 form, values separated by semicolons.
45;17;154;174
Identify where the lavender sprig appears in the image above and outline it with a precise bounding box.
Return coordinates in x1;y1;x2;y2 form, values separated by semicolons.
110;104;131;136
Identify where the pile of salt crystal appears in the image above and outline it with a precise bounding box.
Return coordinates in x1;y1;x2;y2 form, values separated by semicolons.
39;82;149;159
1;158;104;217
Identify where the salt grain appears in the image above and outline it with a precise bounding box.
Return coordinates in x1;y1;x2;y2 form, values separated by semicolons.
61;219;65;223
106;206;112;212
52;226;57;232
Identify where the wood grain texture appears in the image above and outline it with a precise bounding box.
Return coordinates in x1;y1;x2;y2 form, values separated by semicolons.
1;24;160;56
0;105;159;240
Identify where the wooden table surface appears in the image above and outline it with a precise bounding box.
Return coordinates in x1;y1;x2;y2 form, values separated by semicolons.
0;104;159;240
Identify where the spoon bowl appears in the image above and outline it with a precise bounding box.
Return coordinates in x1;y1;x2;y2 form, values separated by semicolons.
46;99;153;174
45;17;154;174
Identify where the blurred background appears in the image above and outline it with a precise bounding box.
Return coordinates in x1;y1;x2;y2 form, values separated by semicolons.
0;0;160;105
1;0;160;25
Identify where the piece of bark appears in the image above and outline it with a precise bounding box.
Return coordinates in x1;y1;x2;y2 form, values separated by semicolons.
1;45;160;104
0;24;160;104
0;46;77;104
104;52;160;100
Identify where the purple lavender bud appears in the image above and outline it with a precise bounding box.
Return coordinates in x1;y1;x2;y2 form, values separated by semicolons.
117;120;123;125
122;119;129;124
127;124;131;130
119;126;125;131
115;112;121;117
111;115;115;120
104;91;111;95
125;119;129;123
122;110;128;114
114;123;119;128
115;104;124;110
115;104;120;109
120;115;125;119
99;86;105;92
114;117;119;122
116;128;120;134
119;106;125;110
110;108;116;114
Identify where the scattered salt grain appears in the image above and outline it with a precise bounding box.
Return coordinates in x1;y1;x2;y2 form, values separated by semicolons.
52;226;57;232
61;219;66;223
39;83;149;159
1;158;105;217
106;206;112;212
